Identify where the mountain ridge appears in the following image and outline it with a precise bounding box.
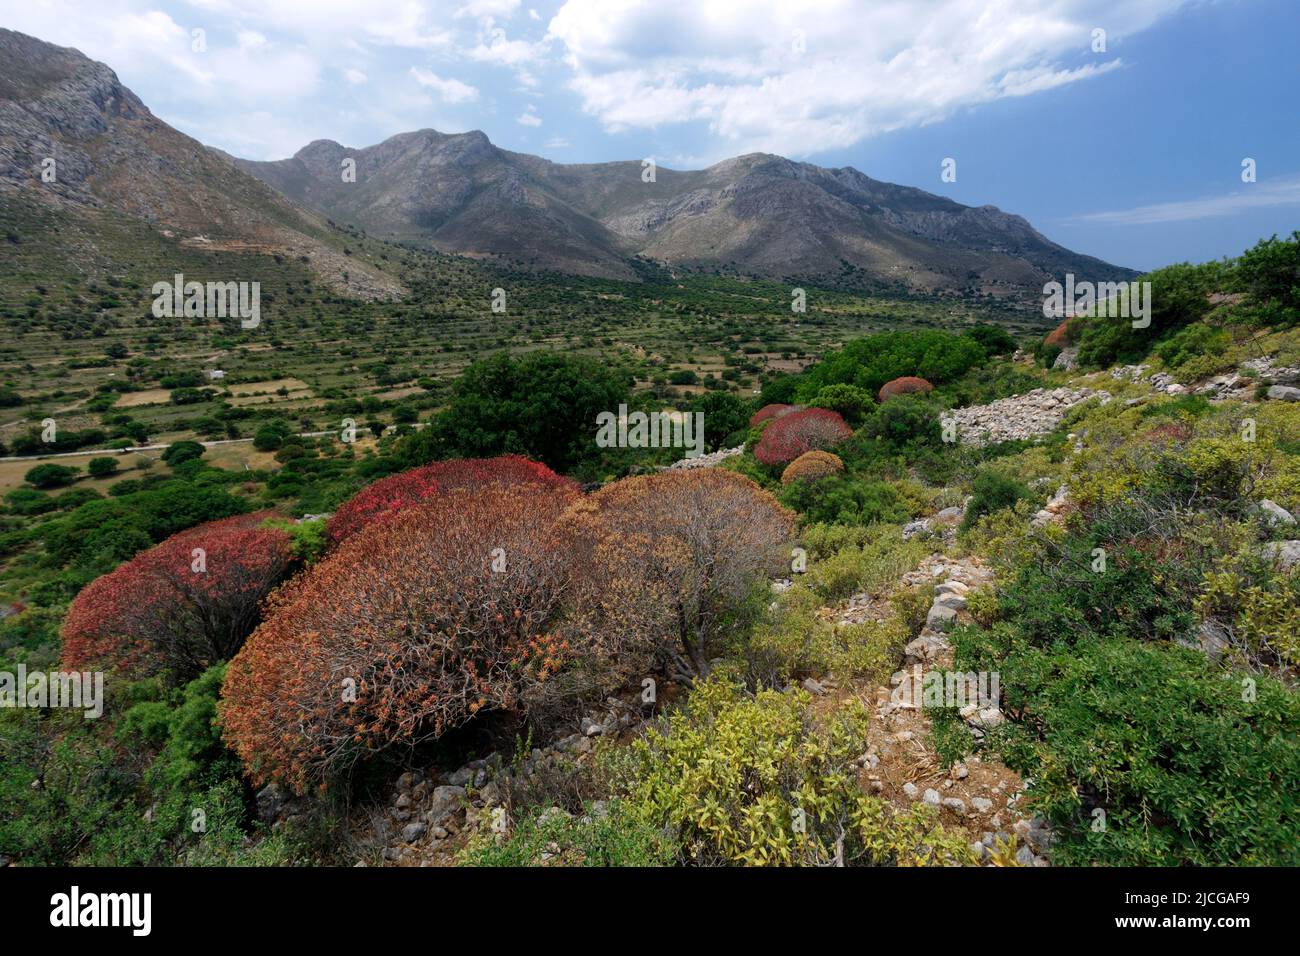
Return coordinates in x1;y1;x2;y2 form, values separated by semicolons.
234;128;1136;295
0;28;403;300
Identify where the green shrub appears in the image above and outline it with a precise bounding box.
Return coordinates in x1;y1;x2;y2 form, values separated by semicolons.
253;425;289;452
778;473;908;526
1235;230;1300;315
24;463;77;488
794;330;987;402
963;324;1017;356
1074;260;1225;368
1153;323;1232;369
960;469;1036;531
954;629;1300;865
86;456;119;478
859;394;943;451
5;487;55;516
799;524;928;602
690;391;751;450
459;801;671;867
809;383;874;423
161;440;205;466
1138;393;1212;419
747;589;903;687
608;676;975;866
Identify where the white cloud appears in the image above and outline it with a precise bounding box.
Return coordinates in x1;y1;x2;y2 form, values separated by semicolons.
456;0;522;18
1073;176;1300;225
469;25;547;66
546;0;1191;157
409;67;480;103
517;107;543;126
344;68;368;84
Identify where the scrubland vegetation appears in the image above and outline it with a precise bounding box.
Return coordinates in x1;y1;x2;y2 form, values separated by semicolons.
2;232;1298;867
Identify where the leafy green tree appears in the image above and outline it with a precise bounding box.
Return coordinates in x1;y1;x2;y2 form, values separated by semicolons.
161;440;204;467
25;463;78;489
964;324;1017;356
417;352;632;474
810;383;874;423
87;456;119;479
690;391;750;450
861;394;942;450
1235;230;1300;316
795;330;986;402
1075;260;1224;368
253;426;285;452
759;374;801;406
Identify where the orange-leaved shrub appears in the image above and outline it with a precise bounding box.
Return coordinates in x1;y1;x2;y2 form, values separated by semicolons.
780;450;845;484
325;454;576;547
560;470;796;678
1043;319;1075;349
753;407;851;466
61;511;295;680
749;403;799;428
220;482;581;792
877;376;934;402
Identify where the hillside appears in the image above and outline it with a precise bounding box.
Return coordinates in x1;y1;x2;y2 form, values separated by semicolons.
1;232;1297;872
0;29;402;301
234;129;1135;296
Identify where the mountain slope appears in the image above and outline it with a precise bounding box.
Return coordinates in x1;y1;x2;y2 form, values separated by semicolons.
0;29;403;300
236;130;1134;295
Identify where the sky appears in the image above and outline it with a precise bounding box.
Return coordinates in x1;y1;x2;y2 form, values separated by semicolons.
2;0;1297;271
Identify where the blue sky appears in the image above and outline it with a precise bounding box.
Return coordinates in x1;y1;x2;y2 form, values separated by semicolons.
3;0;1296;271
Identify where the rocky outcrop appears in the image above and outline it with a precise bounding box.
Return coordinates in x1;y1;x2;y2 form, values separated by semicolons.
370;695;648;866
1259;540;1300;571
1031;484;1071;527
945;388;1110;446
666;445;744;470
1051;347;1080;371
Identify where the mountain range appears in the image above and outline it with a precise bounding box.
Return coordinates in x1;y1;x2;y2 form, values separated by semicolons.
1;27;1134;300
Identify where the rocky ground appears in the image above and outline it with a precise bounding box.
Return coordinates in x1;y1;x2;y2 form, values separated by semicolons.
945;387;1110;446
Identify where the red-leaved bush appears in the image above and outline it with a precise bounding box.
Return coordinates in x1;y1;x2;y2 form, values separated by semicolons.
749;404;799;428
221;482;581;792
325;454;577;547
1043;319;1075;349
61;511;295;679
877;376;934;402
753;407;852;465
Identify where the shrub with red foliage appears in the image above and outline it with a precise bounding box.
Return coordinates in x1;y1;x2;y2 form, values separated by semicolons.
753;407;852;466
61;511;295;679
749;404;799;428
877;376;934;403
325;454;577;547
561;469;796;678
1043;319;1075;349
221;482;581;792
